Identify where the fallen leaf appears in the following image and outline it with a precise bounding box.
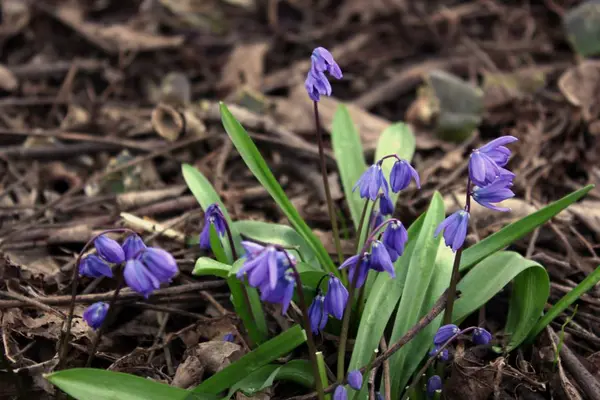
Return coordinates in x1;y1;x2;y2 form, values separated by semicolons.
0;64;18;91
564;0;600;57
570;201;600;240
220;42;270;91
483;69;546;108
558;61;600;121
172;355;205;389
194;340;243;373
0;0;30;38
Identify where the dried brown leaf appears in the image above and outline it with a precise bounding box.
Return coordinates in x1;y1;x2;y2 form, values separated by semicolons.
172;355;204;389
220;42;270;91
570;201;600;240
558;61;600;121
193;340;243;373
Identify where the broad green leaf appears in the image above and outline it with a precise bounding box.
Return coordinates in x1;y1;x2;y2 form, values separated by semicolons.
331;104;367;229
220;103;337;276
193;257;231;278
453;251;549;351
191;325;307;394
388;192;445;398
348;206;428;374
46;368;214;400
224;360;313;399
386;241;453;394
460;185;594;272
234;220;319;268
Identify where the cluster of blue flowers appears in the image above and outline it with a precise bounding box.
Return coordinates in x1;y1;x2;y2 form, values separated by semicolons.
435;136;517;251
306;274;349;334
305;47;343;102
79;233;178;329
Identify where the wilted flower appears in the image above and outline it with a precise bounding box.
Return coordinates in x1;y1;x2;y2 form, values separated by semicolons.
433;324;460;346
426;375;442;398
469;136;518;187
308;294;328;334
122;234;146;260
260;272;296;314
305;47;342;102
472;327;492;345
333;385;348;400
339;253;371;289
347;370;363;390
94;234;125;264
382;220;408;262
390;159;421;192
324;275;348;320
370;241;395;278
83;302;109;330
380;193;395;215
353;164;389;201
237;242;280;290
434;210;470;252
223;333;235;342
200;204;228;250
472;177;514;212
79;255;113;278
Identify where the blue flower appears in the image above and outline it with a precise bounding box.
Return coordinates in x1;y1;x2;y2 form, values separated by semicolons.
339;253;370;288
426;375;442;398
122;234;146;260
434;210;469;252
380;193;394;215
333;385;348;400
123;259;161;298
382;221;408;262
429;346;449;361
83;302;109;330
79;255;113;278
370;241;395;278
200;204;228;249
140;248;178;283
260;272;296;314
347;370;363;390
472;177;514;212
353;164;389;201
433;324;460;346
390;159;421;192
469;136;518;187
472;327;492;345
237;242;280;290
94;234;125;264
305;47;342;102
324;274;348;320
308;294;328;334
223;333;235;342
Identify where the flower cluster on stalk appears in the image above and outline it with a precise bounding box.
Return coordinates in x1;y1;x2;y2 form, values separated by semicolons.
435;136;518;251
79;233;178;329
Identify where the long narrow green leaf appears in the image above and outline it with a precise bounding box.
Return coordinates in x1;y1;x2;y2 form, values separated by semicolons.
331;104;367;229
453;251;549;351
388;192;445;398
46;368;214;400
460;185;594;272
220;103;337;276
191;325;307;394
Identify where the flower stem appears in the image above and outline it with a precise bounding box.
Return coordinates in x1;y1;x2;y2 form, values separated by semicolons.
85;268;126;367
292;267;325;400
313;101;343;265
442;178;472;325
58;228;135;369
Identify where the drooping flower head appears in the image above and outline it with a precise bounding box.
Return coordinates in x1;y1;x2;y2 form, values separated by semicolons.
83;302;109;330
94;234;125;264
353;164;389;201
434;210;470;252
122;234;146;260
260;271;296;314
347;370;363;391
339;253;371;289
472;327;493;345
123;247;178;298
468;136;518;187
324;274;348;320
382;220;408;262
426;375;443;398
390;159;421;192
369;240;395;278
433;324;460;346
379;193;395;215
429;346;450;362
140;248;178;282
200;204;228;250
333;385;348;400
472;177;514;212
305;47;342;101
237;242;283;290
308;294;328;334
79;255;113;278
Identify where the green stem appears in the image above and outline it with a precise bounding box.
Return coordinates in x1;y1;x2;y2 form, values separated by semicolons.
313;101;343;265
337;283;356;381
316;352;331;400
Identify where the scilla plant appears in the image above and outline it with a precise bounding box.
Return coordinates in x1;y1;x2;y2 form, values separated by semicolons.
47;47;598;400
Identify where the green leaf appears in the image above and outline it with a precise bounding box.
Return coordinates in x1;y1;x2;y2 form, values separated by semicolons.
209;224;228;264
191;325;307;394
331;104;367;229
220;103;337;276
316;352;331;400
193;257;231;278
348;206;428;374
388;192;445;398
453;251;549;351
460;185;594;272
223;360;314;400
234;220;319;268
46;368;214;400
